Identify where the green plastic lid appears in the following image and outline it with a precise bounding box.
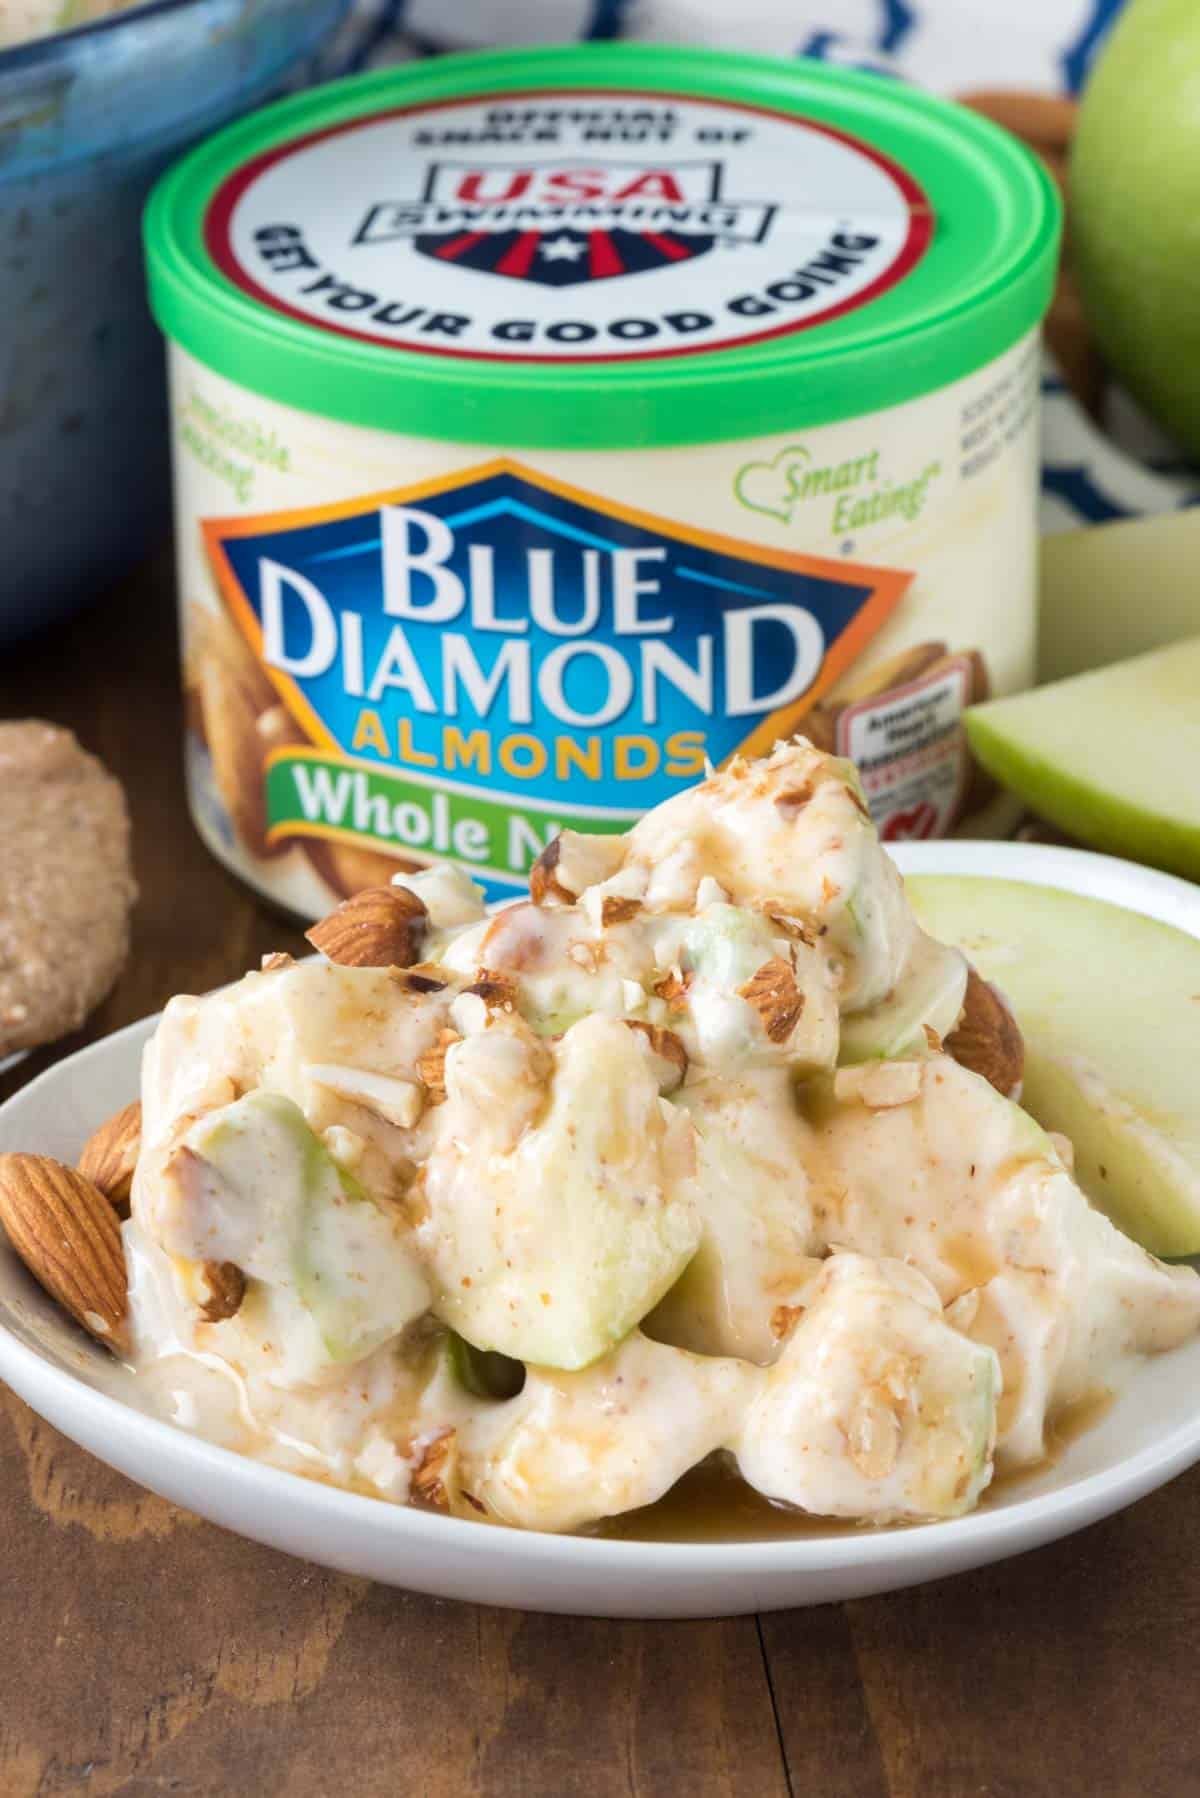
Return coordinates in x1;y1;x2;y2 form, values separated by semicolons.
144;44;1061;450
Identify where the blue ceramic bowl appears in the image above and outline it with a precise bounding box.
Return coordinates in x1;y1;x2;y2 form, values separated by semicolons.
0;0;347;646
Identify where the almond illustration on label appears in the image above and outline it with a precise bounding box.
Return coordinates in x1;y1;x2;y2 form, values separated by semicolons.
305;837;426;901
187;603;305;861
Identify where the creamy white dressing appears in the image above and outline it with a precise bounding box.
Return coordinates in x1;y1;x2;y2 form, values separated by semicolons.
125;740;1200;1532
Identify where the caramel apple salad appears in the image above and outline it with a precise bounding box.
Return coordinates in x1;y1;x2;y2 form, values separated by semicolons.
7;741;1200;1535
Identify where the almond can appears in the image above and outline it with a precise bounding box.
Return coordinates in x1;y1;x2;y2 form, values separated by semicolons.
145;45;1060;913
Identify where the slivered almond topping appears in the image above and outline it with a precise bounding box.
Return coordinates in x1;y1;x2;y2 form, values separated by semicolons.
0;1153;129;1354
412;1429;455;1510
417;1029;461;1104
651;967;692;1009
624;1021;689;1093
306;885;427;969
260;951;294;974
738;957;805;1043
771;1303;802;1341
923;1023;943;1053
600;894;641;927
197;1260;246;1323
77;1100;141;1215
945;966;1025;1098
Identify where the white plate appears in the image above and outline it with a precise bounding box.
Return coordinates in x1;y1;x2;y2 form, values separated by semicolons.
2;840;1200;1618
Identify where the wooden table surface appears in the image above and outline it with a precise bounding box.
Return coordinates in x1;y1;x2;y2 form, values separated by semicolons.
1;561;1197;1798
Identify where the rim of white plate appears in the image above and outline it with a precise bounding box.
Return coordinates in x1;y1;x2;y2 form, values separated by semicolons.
2;837;1200;1575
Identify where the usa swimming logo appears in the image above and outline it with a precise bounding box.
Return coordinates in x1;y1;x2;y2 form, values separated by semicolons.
352;156;777;287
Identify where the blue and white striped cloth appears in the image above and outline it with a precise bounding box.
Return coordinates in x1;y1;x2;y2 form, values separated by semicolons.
333;0;1121;88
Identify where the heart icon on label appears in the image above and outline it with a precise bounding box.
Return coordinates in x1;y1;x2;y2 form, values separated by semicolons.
882;801;939;841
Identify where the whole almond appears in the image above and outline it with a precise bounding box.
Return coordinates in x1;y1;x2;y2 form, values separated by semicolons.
78;1100;141;1215
306;885;428;968
945;967;1025;1098
957;90;1077;155
0;1153;129;1354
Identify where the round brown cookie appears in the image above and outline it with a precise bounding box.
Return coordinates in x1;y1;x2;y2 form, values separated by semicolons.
0;722;136;1056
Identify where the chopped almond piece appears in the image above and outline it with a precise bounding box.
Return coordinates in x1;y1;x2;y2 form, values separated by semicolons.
197;1260;246;1323
600;894;641;927
652;967;692;1009
773;781;815;817
412;1429;455;1509
738;957;805;1043
624;1020;689;1093
417;1029;461;1104
464;969;520;1010
771;1303;802;1340
529;835;573;906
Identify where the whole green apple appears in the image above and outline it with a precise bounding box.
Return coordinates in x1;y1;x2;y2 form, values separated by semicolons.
1071;0;1200;457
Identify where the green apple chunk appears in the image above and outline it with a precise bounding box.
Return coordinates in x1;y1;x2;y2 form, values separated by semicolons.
419;1014;700;1369
734;1254;998;1522
645;1068;821;1364
838;930;968;1065
176;1091;430;1364
965;639;1200;882
908;875;1200;1255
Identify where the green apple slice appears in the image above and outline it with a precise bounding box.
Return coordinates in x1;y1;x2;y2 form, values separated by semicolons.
965;638;1200;882
908;875;1200;1255
420;1014;701;1369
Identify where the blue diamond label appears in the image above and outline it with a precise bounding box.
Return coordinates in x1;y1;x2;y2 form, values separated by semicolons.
204;458;910;901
